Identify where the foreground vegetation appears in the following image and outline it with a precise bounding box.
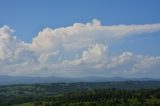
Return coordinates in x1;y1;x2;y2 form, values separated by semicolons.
0;81;160;106
14;88;160;106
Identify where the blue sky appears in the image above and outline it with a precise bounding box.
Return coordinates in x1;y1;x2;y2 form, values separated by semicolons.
1;0;160;55
0;0;160;77
0;0;160;40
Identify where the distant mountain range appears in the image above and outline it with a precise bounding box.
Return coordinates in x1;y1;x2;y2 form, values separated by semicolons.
0;75;159;85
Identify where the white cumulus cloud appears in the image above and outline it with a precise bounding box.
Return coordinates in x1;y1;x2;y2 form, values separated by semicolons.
0;19;160;77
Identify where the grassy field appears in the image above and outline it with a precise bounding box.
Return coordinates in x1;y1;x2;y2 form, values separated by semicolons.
14;102;45;106
14;103;34;106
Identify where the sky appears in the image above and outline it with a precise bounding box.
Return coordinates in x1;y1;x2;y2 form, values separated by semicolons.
0;0;160;78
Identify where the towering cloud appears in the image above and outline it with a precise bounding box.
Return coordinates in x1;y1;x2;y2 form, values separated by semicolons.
0;20;160;77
